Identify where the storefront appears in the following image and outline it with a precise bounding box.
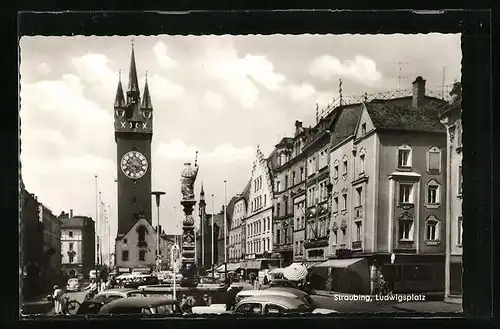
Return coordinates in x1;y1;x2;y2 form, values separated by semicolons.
311;257;370;293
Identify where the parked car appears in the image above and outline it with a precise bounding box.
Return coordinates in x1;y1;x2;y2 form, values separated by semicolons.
76;296;119;315
124;275;159;288
98;297;183;315
234;288;314;307
265;287;319;308
66;278;81;292
94;288;144;301
269;279;299;289
233;295;312;314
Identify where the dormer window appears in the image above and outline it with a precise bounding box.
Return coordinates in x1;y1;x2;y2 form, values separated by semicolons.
397;144;412;169
115;109;125;118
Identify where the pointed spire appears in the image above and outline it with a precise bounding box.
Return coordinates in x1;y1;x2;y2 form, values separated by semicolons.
200;181;205;198
114;70;126;108
141;71;153;109
127;39;140;95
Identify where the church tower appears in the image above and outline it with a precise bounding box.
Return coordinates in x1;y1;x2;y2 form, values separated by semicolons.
198;183;207;269
114;43;154;239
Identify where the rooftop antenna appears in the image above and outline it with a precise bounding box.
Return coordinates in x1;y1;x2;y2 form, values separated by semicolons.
397;62;409;90
339;78;343;106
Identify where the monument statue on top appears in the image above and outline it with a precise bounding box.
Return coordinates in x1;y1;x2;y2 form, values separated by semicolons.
179;151;199;287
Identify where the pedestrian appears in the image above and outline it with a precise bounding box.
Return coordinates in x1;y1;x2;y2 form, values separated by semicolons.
180;294;190;313
378;274;387;295
225;286;238;311
201;294;210;306
52;285;64;315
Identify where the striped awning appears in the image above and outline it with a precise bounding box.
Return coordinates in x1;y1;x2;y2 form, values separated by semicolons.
216;263;241;272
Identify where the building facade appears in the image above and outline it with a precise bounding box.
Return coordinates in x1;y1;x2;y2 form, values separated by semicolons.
114;44;154;270
228;182;250;264
438;82;463;302
60;212;95;278
41;204;62;274
243;147;276;272
302;113;335;266
114;216;158;271
322;76;448;294
20;189;45;299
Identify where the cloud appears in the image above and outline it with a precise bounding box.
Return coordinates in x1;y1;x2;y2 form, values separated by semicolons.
202;90;226;112
197;39;287;109
156;139;254;163
139;74;184;100
153;41;178;69
285;83;316;101
309;54;382;84
36;62;51;75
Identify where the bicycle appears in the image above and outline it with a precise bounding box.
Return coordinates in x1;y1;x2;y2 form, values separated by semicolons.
46;295;81;315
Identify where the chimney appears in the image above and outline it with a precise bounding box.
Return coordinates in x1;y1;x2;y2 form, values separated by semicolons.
449;81;462;104
70;209;73;218
412;76;426;108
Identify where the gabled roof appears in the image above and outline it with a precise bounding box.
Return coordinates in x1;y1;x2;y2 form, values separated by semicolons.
330;103;364;149
275;137;294;148
365;96;446;133
116;217;155;241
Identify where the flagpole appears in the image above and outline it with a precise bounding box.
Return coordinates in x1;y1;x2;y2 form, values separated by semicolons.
224;180;227;264
211;193;215;278
94;175;99;287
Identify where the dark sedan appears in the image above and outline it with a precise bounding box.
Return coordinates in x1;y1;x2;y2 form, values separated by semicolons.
98;296;182;315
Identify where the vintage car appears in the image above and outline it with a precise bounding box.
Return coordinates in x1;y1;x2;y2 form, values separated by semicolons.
269;279;299;289
76;296;118;315
265;287;319;308
124;275;159;288
233;295;312;314
93;288;144;301
66;278;81;292
234;288;315;307
98;296;183;315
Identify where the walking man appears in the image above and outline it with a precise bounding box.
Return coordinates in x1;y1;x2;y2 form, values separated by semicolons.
52;285;64;315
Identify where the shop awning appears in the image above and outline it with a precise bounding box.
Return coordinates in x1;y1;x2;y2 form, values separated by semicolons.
292;262;316;269
216;263;241;272
245;260;262;270
312;258;365;269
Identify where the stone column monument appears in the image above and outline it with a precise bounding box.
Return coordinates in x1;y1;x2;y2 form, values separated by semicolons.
179;153;199;287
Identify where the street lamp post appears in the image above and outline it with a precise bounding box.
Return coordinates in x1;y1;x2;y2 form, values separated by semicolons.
151;191;166;274
211;193;215;278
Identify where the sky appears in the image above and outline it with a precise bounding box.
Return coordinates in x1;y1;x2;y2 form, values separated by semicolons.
19;33;462;247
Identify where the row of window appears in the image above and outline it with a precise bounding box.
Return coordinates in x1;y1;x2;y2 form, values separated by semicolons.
398;145;442;172
275;226;293;245
251;195;267;212
275;196;290;217
306;217;329;239
246;217;271;237
246;238;271;254
253;175;263;192
229;233;242;246
294;240;304;255
230;248;242;259
306;180;330;206
121;250;147;261
307;149;329;176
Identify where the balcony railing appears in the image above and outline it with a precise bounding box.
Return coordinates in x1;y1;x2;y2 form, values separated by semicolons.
352;240;362;250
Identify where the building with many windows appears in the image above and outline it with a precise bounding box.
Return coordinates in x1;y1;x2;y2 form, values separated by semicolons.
243;147;277;272
318;76;448;294
267;121;313;266
60;211;95;278
228;181;250;264
438;82;462;302
301;112;335;266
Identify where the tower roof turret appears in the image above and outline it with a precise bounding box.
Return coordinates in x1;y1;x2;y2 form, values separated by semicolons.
141;72;153;110
127;41;140;96
114;70;126;108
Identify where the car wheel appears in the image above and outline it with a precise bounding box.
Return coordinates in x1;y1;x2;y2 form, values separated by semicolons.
66;301;80;315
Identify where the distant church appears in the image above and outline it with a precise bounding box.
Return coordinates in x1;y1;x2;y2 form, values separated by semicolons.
113;43;157;272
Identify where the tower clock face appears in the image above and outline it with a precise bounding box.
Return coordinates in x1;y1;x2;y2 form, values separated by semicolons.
121;151;148;179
